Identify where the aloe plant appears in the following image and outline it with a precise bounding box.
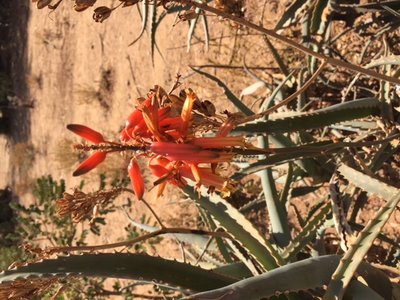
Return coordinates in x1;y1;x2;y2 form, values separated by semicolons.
5;1;399;299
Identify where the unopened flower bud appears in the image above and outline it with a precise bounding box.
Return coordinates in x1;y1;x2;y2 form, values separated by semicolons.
36;0;52;9
119;0;141;7
93;6;112;23
74;0;97;12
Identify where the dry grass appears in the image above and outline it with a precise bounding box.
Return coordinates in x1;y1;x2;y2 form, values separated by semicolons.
52;138;83;173
10;142;35;174
10;142;35;194
74;67;114;110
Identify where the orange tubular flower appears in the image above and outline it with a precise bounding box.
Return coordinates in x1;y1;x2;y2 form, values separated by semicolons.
148;156;229;195
67;124;109;176
125;108;143;131
180;90;196;136
148;156;179;197
141;106;172;142
149;159;170;178
73;152;107;176
150;142;234;163
159;117;184;132
191;136;245;148
178;165;227;191
189;163;201;185
128;158;144;200
67;124;106;144
123;99;149;131
119;129;131;142
217;117;237;137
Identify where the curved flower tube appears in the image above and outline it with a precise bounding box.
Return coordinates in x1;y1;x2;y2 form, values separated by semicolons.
67;124;106;144
73;152;107;176
128;158;145;200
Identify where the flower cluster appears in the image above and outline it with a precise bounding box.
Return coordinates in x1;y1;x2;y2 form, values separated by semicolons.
67;86;246;200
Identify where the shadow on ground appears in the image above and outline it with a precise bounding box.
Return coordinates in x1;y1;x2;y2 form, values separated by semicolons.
0;1;31;143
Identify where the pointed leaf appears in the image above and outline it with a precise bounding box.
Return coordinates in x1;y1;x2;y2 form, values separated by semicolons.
258;136;290;248
274;0;309;30
201;12;209;52
128;0;149;46
186;255;390;300
263;36;290;76
187;7;201;52
311;0;331;35
240;81;266;98
213;262;253;279
233;98;380;135
324;181;400;299
338;164;399;200
232;140;335;179
282;201;331;260
0;253;236;292
182;184;285;270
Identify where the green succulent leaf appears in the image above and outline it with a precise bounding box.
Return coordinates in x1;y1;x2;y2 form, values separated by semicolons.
182;185;285;270
213;262;253;279
263;36;290;76
274;0;309;31
184;255;391;300
0;253;236;292
311;0;332;35
187;7;201;52
128;0;148;46
324;169;400;300
282;201;331;261
338;164;399;200
232;140;336;179
233;98;380;135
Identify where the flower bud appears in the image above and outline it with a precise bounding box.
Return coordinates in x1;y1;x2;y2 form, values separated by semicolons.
119;0;140;7
36;0;52;9
93;6;112;23
74;0;97;12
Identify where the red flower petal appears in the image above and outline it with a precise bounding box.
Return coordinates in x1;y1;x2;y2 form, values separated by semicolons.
191;136;245;148
179;165;226;190
189;163;201;184
73;151;107;176
125;109;143;129
150;142;201;156
119;129;131;142
150;142;233;163
128;158;145;200
159;117;183;131
67;124;105;144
